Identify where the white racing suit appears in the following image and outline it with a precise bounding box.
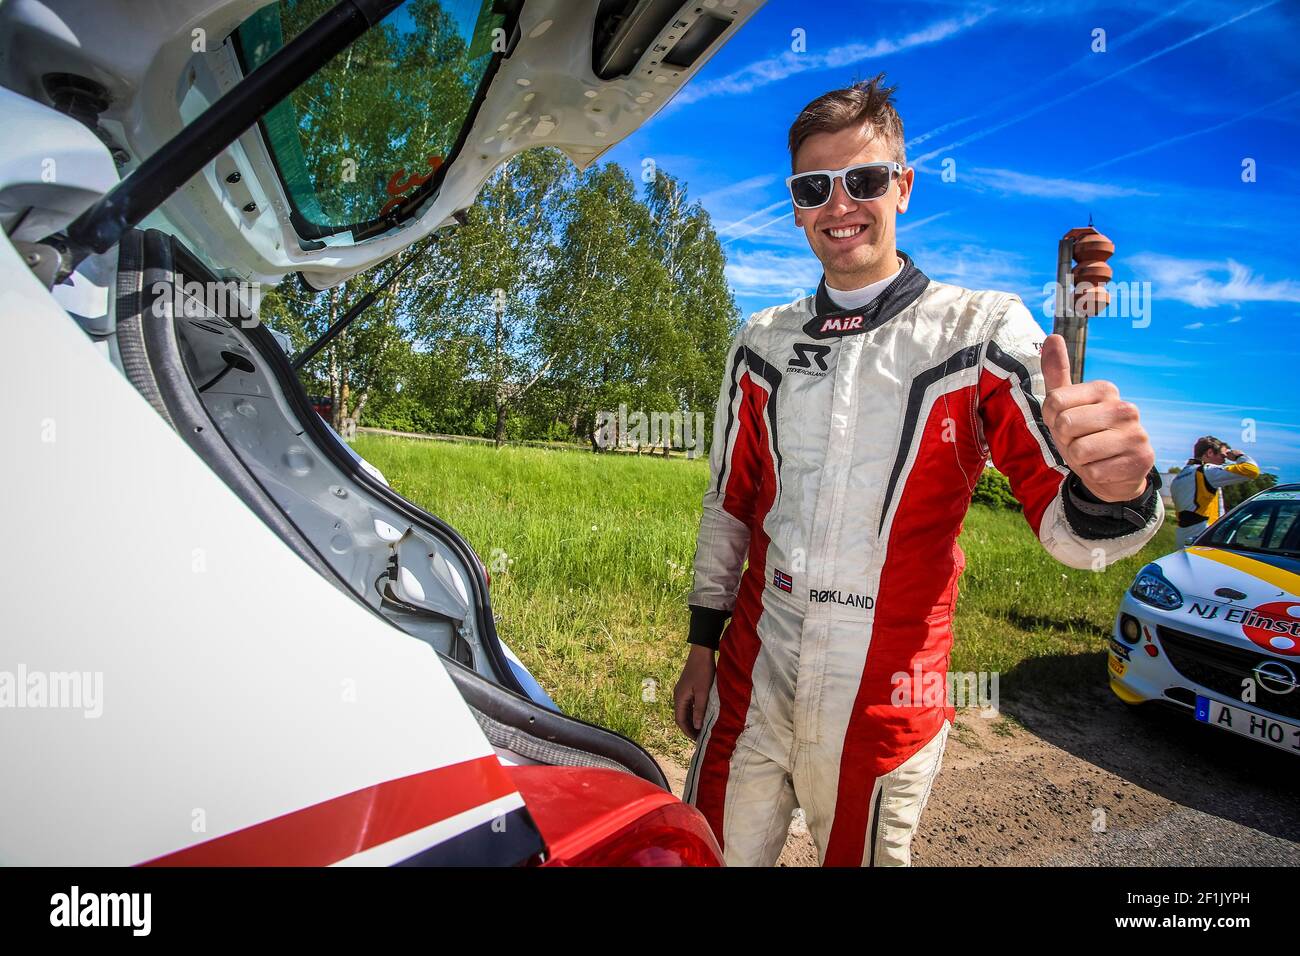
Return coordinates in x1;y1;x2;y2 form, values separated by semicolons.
682;252;1163;866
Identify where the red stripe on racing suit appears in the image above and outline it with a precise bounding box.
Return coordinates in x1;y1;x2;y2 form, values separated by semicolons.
690;366;780;850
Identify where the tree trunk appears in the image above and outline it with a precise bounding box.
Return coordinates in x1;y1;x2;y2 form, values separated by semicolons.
326;287;343;432
494;396;507;447
341;389;368;442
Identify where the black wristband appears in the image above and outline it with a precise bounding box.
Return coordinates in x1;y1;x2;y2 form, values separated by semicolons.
687;605;731;650
1062;467;1161;539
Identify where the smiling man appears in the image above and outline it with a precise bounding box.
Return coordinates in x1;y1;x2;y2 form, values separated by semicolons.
672;75;1164;867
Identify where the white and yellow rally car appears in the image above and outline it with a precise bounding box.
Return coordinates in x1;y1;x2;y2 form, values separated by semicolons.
1110;483;1300;755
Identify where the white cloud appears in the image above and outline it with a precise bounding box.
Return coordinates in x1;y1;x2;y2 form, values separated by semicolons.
696;174;780;210
905;1;1199;151
716;199;791;240
1127;395;1292;416
1085;87;1300;172
723;210;796;247
725;248;822;299
965;167;1154;203
1127;397;1300;479
670;11;989;108
1087;347;1197;368
1126;253;1300;308
1183;321;1205;329
911;2;1280;168
897;210;953;233
735;224;812;252
905;242;1034;298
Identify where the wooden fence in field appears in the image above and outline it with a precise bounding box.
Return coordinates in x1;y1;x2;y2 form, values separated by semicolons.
354;426;697;459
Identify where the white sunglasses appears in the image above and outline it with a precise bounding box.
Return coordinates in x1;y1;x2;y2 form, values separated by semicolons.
785;161;903;209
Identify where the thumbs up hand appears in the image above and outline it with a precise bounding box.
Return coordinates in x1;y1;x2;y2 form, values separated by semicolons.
1040;334;1155;502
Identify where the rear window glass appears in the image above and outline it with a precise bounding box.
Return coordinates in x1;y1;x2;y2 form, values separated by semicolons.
235;0;505;242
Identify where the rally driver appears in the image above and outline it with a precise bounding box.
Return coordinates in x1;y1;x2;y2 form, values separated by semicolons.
672;76;1163;867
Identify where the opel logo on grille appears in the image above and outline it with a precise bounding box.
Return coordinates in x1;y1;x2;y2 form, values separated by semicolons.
1253;660;1298;695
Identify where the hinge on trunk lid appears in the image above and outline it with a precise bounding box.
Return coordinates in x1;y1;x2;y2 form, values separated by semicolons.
14;238;75;289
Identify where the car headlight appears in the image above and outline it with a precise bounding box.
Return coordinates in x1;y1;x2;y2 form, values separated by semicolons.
1130;565;1183;610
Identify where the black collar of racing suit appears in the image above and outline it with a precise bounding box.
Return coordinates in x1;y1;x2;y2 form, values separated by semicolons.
806;248;930;340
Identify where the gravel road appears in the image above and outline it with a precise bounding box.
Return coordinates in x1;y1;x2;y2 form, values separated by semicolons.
657;651;1300;866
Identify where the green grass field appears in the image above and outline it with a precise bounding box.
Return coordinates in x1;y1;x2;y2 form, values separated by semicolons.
352;434;1175;760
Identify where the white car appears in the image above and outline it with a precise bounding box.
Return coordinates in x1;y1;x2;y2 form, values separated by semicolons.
1;0;762;865
1110;484;1300;756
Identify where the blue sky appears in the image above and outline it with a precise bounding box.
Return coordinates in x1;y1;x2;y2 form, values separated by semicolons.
601;0;1300;481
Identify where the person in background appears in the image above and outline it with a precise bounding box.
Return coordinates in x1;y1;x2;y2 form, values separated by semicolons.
1170;436;1260;547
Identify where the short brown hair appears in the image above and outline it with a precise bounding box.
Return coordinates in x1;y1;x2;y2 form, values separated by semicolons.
788;74;906;171
1194;436;1226;458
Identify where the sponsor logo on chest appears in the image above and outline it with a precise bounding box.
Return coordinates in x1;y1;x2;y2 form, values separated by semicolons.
818;314;864;335
786;342;831;377
801;309;880;341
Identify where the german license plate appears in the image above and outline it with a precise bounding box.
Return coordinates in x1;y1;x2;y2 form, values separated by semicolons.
1195;696;1300;755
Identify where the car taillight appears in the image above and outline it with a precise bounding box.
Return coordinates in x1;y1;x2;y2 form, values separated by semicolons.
562;804;723;867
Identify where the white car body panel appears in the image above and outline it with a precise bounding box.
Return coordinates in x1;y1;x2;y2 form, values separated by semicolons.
1155;546;1300;657
0;84;121;242
1;221;517;864
0;0;764;865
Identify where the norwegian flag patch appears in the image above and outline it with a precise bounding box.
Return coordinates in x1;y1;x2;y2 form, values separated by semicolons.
773;569;793;592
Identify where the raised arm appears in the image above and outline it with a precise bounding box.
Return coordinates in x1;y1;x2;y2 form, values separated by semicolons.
1202;451;1260;489
977;300;1163;570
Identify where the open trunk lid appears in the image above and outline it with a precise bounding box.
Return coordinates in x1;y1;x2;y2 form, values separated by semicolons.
0;0;763;287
